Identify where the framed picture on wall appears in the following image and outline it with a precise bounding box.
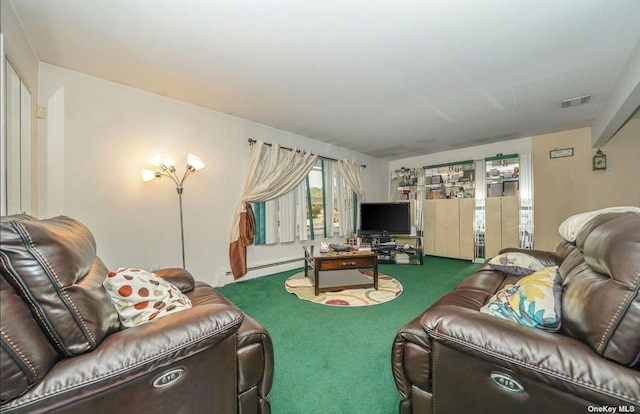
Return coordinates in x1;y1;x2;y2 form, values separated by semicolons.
549;148;574;159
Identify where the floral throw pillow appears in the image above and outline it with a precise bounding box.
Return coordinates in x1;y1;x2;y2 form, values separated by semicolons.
103;268;192;328
488;252;553;276
480;266;562;332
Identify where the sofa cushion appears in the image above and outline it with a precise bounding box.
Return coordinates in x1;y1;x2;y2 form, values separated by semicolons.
558;206;640;242
561;212;640;366
0;216;120;356
488;251;553;276
103;268;192;327
0;274;59;402
480;266;562;332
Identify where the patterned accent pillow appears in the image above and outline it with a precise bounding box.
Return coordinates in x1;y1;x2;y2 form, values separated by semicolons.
488;252;552;276
103;268;192;328
480;266;562;332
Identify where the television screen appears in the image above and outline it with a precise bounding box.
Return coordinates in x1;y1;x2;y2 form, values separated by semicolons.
359;202;411;235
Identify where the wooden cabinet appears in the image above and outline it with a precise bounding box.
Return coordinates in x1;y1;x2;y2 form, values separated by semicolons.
459;198;475;260
485;196;519;258
423;198;474;260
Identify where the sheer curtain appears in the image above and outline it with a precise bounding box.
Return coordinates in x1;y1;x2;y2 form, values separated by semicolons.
336;173;355;235
322;160;335;237
229;141;318;279
336;158;365;202
336;158;366;235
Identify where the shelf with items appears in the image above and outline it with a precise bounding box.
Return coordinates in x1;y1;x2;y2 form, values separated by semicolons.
359;233;423;265
423;160;476;200
390;167;423;202
485;154;520;197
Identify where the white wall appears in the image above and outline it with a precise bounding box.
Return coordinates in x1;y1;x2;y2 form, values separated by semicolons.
38;63;388;286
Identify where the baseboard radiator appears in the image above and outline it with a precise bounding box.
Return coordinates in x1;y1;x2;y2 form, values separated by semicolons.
219;257;304;285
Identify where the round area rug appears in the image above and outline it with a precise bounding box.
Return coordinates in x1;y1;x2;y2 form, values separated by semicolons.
285;270;402;307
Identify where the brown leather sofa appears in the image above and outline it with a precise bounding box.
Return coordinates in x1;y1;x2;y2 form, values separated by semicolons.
0;215;273;414
392;211;640;413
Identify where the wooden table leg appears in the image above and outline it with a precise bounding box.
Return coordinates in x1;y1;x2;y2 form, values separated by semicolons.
374;257;378;290
314;262;320;296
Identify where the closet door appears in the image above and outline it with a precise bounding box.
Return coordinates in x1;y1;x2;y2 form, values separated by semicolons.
434;200;448;257
444;199;460;258
459;198;475;260
485;197;502;259
501;196;520;251
423;200;436;255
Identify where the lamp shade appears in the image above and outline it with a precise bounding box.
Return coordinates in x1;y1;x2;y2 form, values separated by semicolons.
141;169;158;182
187;153;205;171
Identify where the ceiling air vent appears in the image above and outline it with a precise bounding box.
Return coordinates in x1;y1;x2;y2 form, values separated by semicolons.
561;95;591;108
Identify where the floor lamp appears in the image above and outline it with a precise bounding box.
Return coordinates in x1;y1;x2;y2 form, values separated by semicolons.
141;153;205;269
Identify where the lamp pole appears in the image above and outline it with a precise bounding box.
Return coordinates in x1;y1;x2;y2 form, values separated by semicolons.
142;154;204;269
177;186;186;269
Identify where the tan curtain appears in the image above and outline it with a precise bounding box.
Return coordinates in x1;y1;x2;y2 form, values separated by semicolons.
229;140;319;279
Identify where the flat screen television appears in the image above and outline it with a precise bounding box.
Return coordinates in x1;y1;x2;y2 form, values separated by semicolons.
359;202;411;235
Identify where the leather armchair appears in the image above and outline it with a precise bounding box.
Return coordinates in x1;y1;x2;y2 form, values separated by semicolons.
392;212;640;413
1;215;273;414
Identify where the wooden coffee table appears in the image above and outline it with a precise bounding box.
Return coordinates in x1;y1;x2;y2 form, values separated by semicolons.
304;246;378;296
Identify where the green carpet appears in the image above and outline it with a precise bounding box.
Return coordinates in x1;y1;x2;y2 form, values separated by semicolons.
217;256;480;414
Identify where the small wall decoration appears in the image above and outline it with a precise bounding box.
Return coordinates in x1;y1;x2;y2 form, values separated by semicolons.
592;148;607;171
549;148;574;159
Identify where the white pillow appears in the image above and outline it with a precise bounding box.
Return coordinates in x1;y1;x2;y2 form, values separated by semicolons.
558;206;640;242
103;268;192;327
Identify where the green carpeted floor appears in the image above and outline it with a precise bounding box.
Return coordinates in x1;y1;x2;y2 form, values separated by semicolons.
217;256;480;414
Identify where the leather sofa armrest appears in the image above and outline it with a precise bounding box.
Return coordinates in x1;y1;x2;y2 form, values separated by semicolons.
392;313;433;403
236;314;274;413
498;247;559;265
3;303;243;412
154;268;196;292
422;305;640;406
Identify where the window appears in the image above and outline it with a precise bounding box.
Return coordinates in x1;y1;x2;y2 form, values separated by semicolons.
308;164;324;237
253;159;356;244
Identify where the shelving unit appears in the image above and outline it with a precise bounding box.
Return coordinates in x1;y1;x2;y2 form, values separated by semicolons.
476;153;534;258
390;155;533;263
359;233;424;265
421;160;476;261
390;168;423;201
389;167;425;250
485;154;520;198
424;160;476;200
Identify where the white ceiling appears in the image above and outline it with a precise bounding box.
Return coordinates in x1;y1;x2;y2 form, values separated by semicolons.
8;0;640;160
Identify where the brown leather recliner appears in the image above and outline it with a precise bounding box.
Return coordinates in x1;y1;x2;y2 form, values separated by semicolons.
392;211;640;414
0;215;273;414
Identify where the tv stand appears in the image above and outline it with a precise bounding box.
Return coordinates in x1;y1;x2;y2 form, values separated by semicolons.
359;232;423;265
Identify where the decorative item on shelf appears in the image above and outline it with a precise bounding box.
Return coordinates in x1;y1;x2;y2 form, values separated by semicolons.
141;153;205;269
592;148;607;171
346;235;357;246
329;243;352;252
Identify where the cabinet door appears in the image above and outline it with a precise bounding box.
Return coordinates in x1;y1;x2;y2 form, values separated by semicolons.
502;196;520;250
485;197;502;259
459;198;475;260
423;200;436;255
434;200;448;257
444;199;460;258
